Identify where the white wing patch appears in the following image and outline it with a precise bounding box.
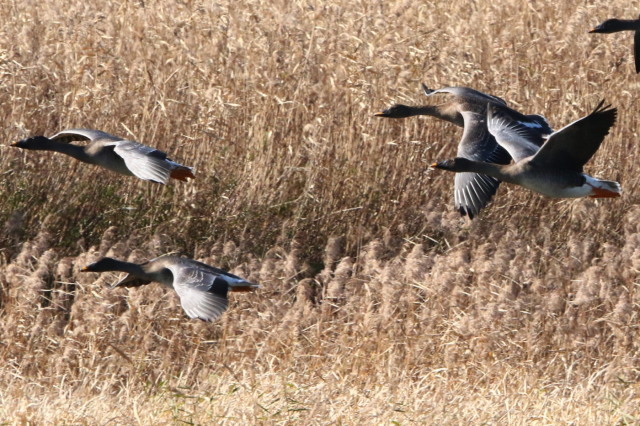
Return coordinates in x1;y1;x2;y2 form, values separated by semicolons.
518;121;543;129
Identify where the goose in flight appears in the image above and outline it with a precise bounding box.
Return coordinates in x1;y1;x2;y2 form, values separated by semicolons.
432;100;620;200
82;256;259;322
590;15;640;73
375;84;552;218
11;129;195;184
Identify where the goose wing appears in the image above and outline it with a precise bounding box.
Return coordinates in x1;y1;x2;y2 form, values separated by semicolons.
454;103;551;218
421;83;508;106
49;129;122;144
103;140;173;184
453;172;504;219
486;104;551;162
421;84;512;218
529;101;616;172
524;114;553;135
453;110;511;219
112;274;151;288
166;260;231;322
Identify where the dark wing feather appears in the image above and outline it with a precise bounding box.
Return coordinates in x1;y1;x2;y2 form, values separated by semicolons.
530;100;616;172
112;274;151;288
634;30;640;73
421;83;435;96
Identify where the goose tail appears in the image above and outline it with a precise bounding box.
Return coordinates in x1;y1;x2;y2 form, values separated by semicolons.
228;280;261;292
168;160;196;181
588;179;622;198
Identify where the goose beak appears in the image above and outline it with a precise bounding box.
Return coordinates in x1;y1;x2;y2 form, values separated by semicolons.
80;266;90;272
430;162;439;168
9;141;19;147
589;27;600;33
374;111;387;117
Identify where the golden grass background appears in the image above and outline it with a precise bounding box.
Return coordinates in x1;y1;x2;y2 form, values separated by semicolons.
1;0;640;423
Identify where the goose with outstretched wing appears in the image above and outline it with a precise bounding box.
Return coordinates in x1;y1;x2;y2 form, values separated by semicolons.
82;255;259;322
376;84;551;218
11;128;194;184
432;100;621;200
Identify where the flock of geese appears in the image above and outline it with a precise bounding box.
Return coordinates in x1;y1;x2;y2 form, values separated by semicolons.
7;14;637;322
11;128;257;322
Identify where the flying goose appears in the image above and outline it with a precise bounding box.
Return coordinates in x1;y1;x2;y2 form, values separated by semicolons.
590;15;640;73
11;129;195;184
375;84;552;218
432;100;620;199
82;256;259;322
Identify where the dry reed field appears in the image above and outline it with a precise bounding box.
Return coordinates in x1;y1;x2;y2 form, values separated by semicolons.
2;0;640;423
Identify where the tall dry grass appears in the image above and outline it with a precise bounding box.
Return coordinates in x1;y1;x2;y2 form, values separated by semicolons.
1;0;640;423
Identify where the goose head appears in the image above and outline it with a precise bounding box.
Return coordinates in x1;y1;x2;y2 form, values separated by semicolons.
431;157;475;172
10;136;51;150
590;19;625;34
374;104;415;118
81;257;124;273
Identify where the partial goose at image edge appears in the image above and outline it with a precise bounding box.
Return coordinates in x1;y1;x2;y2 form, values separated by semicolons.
589;16;640;73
